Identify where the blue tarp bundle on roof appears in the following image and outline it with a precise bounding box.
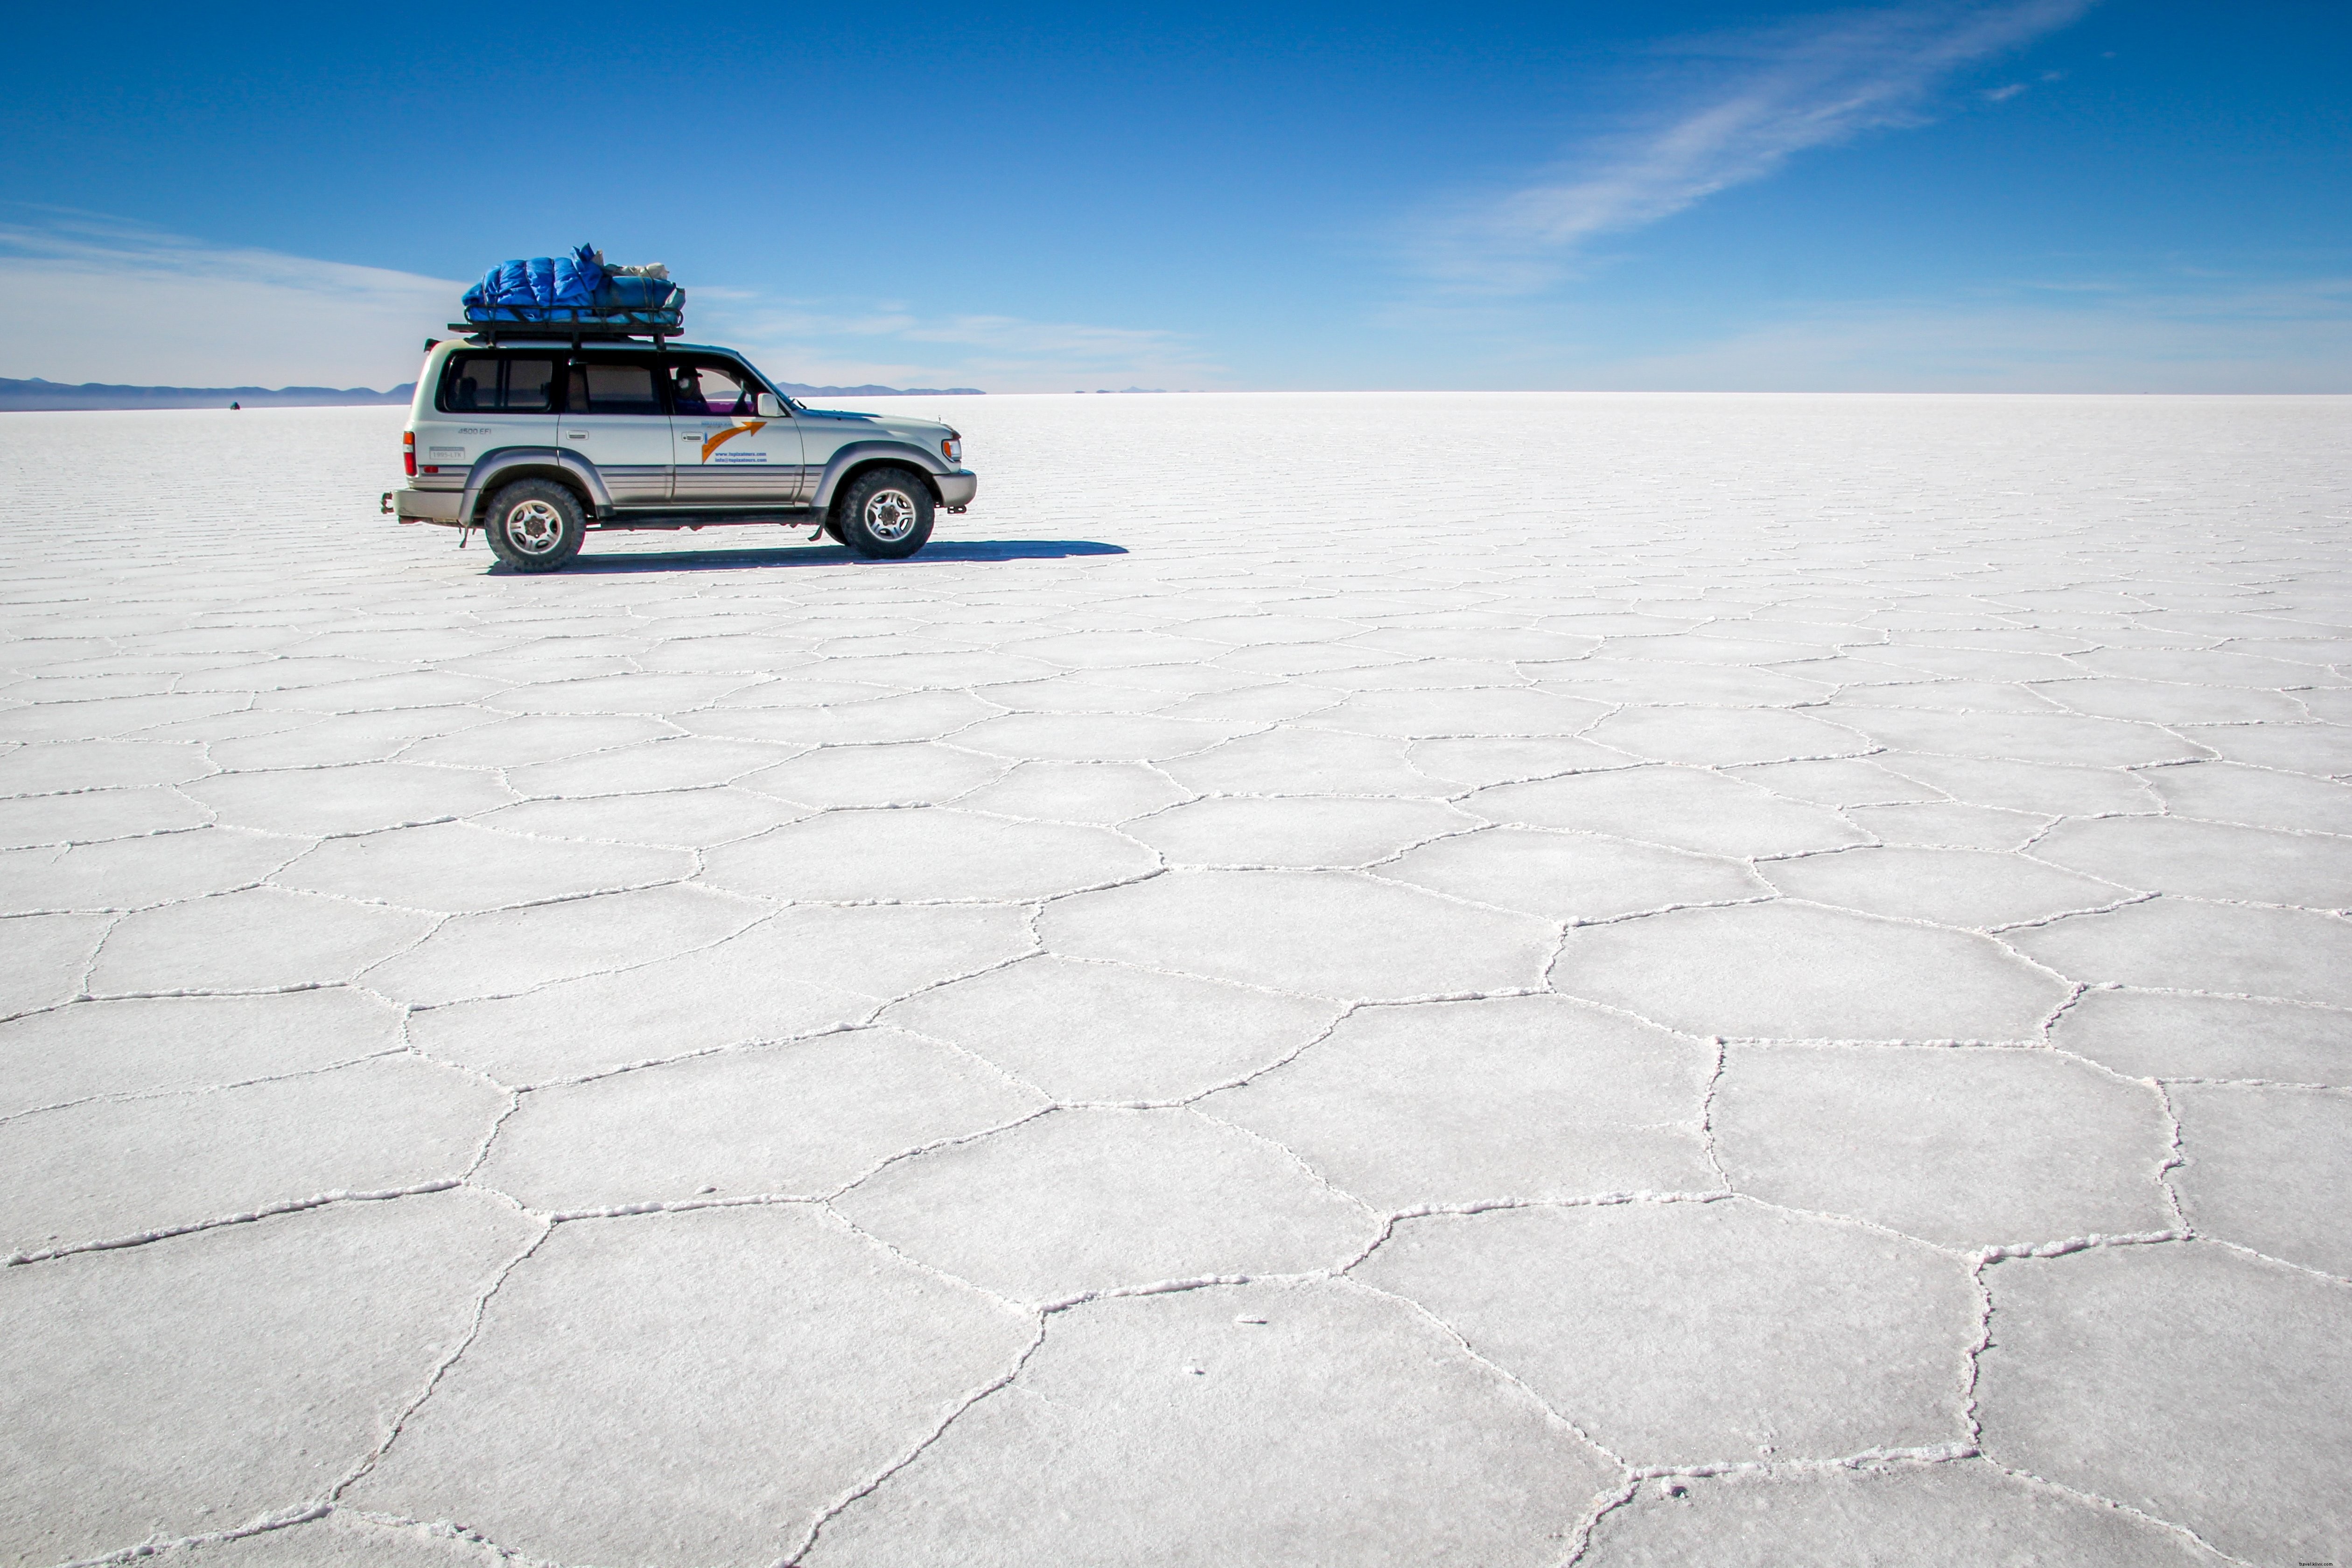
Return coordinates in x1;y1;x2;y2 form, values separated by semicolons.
461;244;684;327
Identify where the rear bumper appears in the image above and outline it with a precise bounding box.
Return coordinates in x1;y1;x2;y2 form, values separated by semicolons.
935;470;977;510
385;487;464;524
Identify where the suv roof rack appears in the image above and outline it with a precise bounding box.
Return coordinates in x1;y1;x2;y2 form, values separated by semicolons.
449;316;682;349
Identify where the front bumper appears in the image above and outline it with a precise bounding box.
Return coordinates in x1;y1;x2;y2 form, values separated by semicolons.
935;470;978;511
384;487;464;524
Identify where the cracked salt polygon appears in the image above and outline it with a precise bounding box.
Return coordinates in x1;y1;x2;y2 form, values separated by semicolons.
1204;994;1714;1208
1832;677;2073;714
346;1205;1034;1568
138;1512;512;1564
837;1106;1377;1300
2170;1083;2352;1276
2033;813;2352;909
183;760;516;836
1;1054;503;1258
1830;707;2209;768
686;690;1001;745
1406;733;1633;787
801;1281;1618;1568
1874;749;2161;814
480;784;807;847
952;759;1189;824
740;740;1008;807
477;1026;1044;1208
0;987;400;1115
0;692;250;741
360;882;760;1007
486;670;764;715
0;785;210;847
175;655;413;693
1722;756;1933;806
1379;825;1769;921
1761;845;2128;928
1161;726;1448;797
705;806;1154;901
1047;867;1555;999
1582;1459;2233;1567
204;706;498;770
277;819;693;912
953;710;1244;763
503;735;802;797
2143;759;2352;834
2010;896;2352;1008
1554;900;2067;1040
2050;988;2351;1086
1130;793;1474;868
883;954;1339;1102
1842;799;2050;851
1712;1044;2175;1249
1470;764;1864;857
1584;705;1873;768
2173;721;2352;775
1360;1198;1977;1466
1298;687;1611;739
1977;1241;2352;1568
92;886;438;994
0;737;211;793
1;826;302;913
398;711;674;768
2044;675;2311;724
0;1189;533;1565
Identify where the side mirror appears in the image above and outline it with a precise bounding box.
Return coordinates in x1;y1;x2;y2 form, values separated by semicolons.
755;392;785;419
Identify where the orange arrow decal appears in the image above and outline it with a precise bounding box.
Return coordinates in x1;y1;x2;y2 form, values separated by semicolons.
700;420;767;463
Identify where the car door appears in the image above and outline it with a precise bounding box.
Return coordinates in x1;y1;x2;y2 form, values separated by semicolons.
667;357;804;506
559;354;671;506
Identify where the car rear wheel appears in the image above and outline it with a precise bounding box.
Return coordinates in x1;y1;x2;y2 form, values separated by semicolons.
838;467;934;560
483;480;585;573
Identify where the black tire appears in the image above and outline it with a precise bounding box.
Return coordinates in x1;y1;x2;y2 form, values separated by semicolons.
837;467;934;560
483;480;586;572
821;516;847;544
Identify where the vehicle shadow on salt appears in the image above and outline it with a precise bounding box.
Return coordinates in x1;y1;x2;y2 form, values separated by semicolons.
538;539;1128;573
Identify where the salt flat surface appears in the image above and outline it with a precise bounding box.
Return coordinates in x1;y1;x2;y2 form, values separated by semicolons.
2;392;2348;1567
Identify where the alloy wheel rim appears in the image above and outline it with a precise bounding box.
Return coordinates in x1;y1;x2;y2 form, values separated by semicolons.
507;500;565;554
864;489;917;543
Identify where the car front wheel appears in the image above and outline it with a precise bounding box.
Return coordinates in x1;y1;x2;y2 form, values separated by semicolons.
483;480;585;572
838;467;934;560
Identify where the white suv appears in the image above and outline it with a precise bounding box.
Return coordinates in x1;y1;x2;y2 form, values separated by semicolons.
384;335;975;572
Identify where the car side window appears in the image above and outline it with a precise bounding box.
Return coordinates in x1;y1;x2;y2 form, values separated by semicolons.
439;355;558;414
673;360;759;419
566;359;664;416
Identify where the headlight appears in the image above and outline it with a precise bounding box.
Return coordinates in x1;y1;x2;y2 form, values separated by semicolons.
941;435;961;464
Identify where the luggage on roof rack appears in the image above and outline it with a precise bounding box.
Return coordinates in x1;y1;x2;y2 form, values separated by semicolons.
458;243;685;336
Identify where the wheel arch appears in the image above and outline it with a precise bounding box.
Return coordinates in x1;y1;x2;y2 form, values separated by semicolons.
462;448;610;523
813;444;949;515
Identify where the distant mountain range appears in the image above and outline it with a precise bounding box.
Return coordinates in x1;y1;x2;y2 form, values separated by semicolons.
1;376;984;410
0;377;416;410
776;383;985;398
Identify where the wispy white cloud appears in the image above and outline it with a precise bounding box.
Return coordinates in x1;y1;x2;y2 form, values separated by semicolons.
1414;0;2095;293
0;209;461;386
0;210;1216;393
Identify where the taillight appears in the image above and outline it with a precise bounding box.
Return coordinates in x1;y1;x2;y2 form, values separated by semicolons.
403;431;416;477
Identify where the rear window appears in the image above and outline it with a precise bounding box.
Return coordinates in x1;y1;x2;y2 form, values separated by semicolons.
438;355;558;414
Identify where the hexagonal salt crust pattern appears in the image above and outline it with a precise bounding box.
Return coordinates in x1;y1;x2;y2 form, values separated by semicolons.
2;396;2347;1568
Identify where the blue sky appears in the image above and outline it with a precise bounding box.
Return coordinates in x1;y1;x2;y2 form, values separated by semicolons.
3;0;2346;391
